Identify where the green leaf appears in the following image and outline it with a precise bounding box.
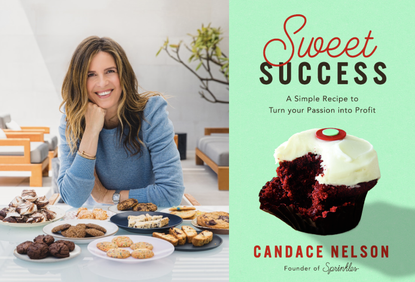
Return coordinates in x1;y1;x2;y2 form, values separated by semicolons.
195;61;203;71
156;47;163;56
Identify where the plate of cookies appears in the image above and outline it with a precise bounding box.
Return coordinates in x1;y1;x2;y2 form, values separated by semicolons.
191;212;229;235
153;226;223;252
109;199;158;213
43;219;119;244
13;234;81;262
64;207;116;221
87;235;174;263
110;211;182;234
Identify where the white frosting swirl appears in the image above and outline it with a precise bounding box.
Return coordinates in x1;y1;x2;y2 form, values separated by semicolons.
274;129;380;186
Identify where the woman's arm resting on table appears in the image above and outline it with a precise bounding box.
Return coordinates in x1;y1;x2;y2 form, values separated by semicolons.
128;96;185;207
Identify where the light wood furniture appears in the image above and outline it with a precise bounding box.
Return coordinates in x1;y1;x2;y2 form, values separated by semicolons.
195;128;229;191
4;126;58;170
0;132;49;187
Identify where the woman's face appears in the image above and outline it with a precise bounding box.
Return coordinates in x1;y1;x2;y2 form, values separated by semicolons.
86;51;122;114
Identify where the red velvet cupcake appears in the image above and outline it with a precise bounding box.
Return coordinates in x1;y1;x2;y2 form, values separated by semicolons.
259;128;380;235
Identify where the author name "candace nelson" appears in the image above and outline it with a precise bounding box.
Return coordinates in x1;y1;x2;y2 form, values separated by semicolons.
253;245;388;258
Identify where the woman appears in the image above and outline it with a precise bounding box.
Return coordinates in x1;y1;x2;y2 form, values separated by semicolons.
58;36;184;208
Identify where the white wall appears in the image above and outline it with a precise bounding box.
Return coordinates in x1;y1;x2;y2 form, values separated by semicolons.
0;0;229;149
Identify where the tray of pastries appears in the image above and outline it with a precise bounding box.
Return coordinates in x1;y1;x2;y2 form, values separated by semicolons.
0;190;64;227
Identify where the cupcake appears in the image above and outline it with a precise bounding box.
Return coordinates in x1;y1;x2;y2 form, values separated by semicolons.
259;128;380;235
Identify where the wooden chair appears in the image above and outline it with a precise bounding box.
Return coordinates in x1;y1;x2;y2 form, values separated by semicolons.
0;131;49;187
3;126;58;171
195;128;229;191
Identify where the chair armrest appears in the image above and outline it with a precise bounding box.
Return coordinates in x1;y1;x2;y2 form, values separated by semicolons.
0;138;31;164
19;126;50;134
204;128;229;136
5;131;45;142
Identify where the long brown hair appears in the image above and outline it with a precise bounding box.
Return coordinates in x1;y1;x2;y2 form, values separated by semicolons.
60;36;159;156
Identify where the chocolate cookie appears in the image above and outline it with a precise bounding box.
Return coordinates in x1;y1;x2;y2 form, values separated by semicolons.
55;240;75;252
16;241;33;254
52;224;71;233
132;203;157;212
61;226;86;238
117;198;138;211
27;243;49;259
76;223;87;229
34;235;55;245
49;242;70;258
85;228;105;237
197;212;229;229
86;223;107;233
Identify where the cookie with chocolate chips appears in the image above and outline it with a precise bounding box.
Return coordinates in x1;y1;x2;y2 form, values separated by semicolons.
197;211;229;229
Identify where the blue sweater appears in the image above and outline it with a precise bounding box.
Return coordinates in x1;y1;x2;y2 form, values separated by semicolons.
57;96;185;208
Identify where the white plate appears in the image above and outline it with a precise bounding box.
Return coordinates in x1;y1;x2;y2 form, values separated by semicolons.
0;206;65;228
43;219;119;244
87;235;174;263
64;210;116;221
13;244;81;263
108;205;124;214
159;207;215;221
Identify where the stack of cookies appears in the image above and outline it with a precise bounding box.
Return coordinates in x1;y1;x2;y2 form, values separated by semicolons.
16;235;76;259
169;206;200;219
52;223;107;238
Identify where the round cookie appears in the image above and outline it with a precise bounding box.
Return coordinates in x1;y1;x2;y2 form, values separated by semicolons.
34;235;55;245
131;248;154;259
52;224;71;234
97;242;118;252
62;226;86;238
132;203;157;212
49;242;70;258
112;236;133;247
170;210;196;219
130;242;153;250
197;212;229;229
76;223;87;229
117;198;138;211
27;243;49;259
55;240;75;252
86;223;107;233
85;228;105;237
16;241;33;254
107;248;130;259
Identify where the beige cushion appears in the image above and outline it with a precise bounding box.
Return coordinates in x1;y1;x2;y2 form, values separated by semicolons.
0;142;49;163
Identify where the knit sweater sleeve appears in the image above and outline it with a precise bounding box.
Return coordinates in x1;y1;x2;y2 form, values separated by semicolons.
128;96;185;206
57;115;96;208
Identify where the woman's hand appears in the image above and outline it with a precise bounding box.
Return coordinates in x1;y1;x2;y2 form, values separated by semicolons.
85;102;106;135
91;170;114;204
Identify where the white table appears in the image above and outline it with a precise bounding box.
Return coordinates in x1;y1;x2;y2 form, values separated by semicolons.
0;204;229;282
